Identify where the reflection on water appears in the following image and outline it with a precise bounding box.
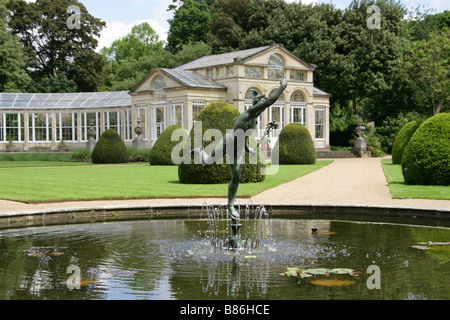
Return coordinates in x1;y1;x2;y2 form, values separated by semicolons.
0;218;449;300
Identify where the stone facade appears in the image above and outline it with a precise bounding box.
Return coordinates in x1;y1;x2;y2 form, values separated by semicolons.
0;44;331;151
131;44;331;149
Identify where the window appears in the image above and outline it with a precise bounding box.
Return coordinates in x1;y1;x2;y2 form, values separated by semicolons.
104;111;120;135
269;54;285;80
315;107;325;140
171;101;183;128
291;107;306;125
1;113;24;142
269;105;284;138
192;100;205;121
291;90;306;125
290;70;306;82
29;113;52;142
57;113;77;142
291;91;305;103
245;66;263;79
152;102;165;143
269;89;285;138
153;75;166;101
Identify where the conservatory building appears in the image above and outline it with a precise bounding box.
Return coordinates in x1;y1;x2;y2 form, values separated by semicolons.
0;44;331;151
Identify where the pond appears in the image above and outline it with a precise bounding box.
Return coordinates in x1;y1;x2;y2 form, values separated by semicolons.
0;216;449;300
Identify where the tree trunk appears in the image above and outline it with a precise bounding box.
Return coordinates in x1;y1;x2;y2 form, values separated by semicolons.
435;96;446;115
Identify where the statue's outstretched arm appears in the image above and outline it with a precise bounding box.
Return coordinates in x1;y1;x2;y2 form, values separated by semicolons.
251;78;287;116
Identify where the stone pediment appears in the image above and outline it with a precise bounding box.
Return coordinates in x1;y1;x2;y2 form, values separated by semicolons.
130;68;227;94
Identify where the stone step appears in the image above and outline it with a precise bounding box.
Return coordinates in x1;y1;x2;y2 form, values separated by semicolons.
316;150;357;159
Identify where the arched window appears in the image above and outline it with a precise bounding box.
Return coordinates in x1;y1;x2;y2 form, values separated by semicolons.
245;87;262;101
291;90;306;103
152;75;166;101
268;54;285;80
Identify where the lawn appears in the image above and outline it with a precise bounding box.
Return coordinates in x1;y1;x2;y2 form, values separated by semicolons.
0;161;333;203
0;161;95;168
381;159;450;200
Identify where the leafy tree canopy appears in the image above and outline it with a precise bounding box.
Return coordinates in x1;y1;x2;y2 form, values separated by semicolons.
6;0;107;92
0;0;31;92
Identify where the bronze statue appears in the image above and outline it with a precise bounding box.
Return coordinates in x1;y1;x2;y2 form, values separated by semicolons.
192;78;287;246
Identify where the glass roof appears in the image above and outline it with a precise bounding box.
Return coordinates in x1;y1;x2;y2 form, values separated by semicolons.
0;91;131;110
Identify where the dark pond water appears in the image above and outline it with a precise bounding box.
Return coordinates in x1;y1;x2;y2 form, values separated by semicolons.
0;218;449;300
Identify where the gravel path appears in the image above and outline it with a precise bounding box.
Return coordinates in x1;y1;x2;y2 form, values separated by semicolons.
0;158;449;215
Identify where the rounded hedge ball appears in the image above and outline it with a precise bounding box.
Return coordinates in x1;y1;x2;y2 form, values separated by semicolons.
149;125;188;165
92;129;129;164
401;113;450;186
391;120;421;164
275;123;316;165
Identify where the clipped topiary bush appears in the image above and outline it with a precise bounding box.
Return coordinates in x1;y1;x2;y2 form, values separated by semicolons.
178;101;265;184
401;113;450;186
274;123;316;164
391;120;421;164
149;125;188;165
91;129;129;164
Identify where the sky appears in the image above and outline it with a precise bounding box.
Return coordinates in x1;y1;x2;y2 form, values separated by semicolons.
28;0;450;51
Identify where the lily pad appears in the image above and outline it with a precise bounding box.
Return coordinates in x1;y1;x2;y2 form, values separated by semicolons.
331;268;354;275
297;270;313;278
284;270;299;277
305;268;331;275
310;279;356;287
350;271;362;278
412;245;430;250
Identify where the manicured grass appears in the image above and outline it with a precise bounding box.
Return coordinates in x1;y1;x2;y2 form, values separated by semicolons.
0;152;73;162
381;159;450;200
0;161;333;203
0;161;94;167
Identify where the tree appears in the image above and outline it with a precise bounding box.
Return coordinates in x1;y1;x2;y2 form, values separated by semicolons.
167;0;214;52
0;0;31;92
334;0;409;113
208;0;254;53
408;10;450;41
404;28;449;115
7;0;107;92
101;22;164;64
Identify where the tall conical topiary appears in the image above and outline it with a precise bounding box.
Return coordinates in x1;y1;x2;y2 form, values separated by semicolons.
149;125;188;165
91;129;129;164
178;101;265;184
274;123;316;165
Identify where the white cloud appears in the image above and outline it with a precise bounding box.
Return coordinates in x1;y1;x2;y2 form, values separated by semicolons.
429;0;450;11
96;19;169;51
